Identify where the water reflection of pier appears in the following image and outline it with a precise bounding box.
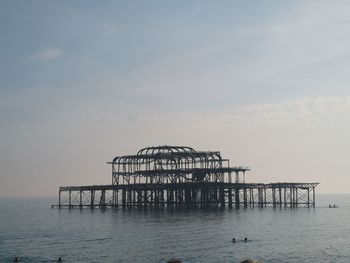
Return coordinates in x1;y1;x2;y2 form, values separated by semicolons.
53;146;318;209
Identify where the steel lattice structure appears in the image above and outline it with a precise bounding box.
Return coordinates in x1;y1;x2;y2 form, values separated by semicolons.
109;145;249;185
54;145;319;209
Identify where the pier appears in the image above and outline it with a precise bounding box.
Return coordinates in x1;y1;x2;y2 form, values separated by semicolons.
53;146;318;209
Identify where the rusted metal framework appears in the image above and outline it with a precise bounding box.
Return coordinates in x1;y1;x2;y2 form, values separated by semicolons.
109;145;249;185
53;146;319;209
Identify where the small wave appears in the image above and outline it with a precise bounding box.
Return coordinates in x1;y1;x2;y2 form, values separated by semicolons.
84;237;113;242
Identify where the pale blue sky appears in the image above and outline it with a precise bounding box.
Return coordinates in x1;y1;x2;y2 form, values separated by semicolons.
1;1;350;196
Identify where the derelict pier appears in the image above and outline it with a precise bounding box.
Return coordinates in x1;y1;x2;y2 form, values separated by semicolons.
53;146;318;209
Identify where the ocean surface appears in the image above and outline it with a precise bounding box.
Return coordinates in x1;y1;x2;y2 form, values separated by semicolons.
0;194;349;263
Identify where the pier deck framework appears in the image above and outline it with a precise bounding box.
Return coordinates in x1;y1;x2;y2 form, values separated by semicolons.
54;146;318;209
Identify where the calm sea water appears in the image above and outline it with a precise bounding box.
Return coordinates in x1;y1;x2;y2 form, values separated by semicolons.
0;194;349;263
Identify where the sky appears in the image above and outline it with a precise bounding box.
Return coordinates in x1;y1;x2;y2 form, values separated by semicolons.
1;1;350;196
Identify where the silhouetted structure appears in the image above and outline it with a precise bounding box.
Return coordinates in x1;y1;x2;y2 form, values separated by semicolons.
53;146;318;209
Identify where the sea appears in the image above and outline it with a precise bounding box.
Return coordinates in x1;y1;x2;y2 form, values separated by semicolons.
0;194;349;263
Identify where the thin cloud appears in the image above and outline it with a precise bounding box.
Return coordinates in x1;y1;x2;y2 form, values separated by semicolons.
32;47;63;61
125;96;350;127
225;96;350;122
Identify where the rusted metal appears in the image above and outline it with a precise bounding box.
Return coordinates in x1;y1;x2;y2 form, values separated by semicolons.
53;146;319;209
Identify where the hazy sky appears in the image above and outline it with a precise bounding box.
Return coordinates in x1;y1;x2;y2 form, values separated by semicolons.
1;1;350;196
